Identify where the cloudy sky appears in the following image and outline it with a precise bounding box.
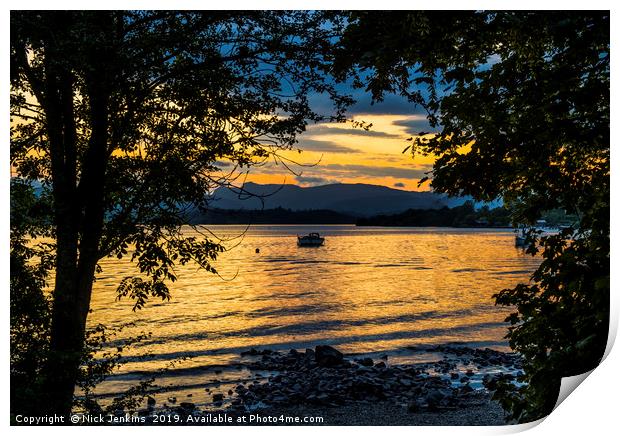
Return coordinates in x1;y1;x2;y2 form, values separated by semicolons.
241;91;438;192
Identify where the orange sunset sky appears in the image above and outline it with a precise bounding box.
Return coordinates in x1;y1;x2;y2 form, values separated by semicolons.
13;77;437;192
237;113;436;192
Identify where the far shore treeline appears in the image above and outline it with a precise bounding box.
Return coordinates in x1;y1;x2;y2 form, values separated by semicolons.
187;202;576;228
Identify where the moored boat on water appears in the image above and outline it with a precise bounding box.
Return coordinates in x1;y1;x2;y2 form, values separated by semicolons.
297;232;325;247
515;220;561;247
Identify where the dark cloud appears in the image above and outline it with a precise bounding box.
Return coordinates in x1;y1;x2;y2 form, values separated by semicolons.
322;163;431;180
306;124;400;138
348;92;427;116
393;182;405;188
295;175;341;186
295;138;360;154
392;118;437;136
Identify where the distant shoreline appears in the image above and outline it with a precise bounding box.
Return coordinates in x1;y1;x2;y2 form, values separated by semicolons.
189;222;514;229
187;203;517;228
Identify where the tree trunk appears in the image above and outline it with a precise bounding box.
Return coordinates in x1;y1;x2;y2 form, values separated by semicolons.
39;14;111;414
44;245;103;416
43;110;109;418
44;263;83;415
40;25;84;414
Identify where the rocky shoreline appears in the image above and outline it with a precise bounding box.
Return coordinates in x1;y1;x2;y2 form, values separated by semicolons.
234;345;520;413
135;344;522;425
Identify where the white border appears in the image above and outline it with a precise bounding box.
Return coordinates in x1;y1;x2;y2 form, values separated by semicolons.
3;2;617;435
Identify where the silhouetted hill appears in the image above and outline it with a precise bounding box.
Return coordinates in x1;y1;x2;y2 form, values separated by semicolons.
209;182;454;216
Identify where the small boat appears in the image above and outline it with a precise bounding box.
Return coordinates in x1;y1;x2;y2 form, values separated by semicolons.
515;226;530;247
297;232;325;247
515;222;561;247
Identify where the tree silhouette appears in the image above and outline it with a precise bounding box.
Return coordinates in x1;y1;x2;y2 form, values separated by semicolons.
10;10;350;415
337;11;609;422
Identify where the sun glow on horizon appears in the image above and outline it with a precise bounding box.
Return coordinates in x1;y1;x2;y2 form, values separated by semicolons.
240;114;437;191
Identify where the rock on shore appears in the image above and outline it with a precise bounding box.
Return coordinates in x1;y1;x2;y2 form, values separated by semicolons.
232;345;521;415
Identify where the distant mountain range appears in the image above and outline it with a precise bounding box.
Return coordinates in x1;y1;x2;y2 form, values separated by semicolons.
207;182;500;217
14;178;501;220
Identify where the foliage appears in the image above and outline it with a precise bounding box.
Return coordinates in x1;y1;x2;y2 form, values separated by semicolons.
75;324;150;412
490;221;609;421
337;11;609;422
74;323;184;416
539;209;579;227
10;180;54;416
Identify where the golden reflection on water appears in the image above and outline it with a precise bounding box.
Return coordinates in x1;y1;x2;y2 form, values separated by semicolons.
87;225;539;377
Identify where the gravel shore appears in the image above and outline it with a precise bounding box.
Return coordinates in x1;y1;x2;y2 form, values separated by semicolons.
256;394;507;425
146;392;507;426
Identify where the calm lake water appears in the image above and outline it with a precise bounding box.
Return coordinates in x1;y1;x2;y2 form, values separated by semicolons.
87;225;539;403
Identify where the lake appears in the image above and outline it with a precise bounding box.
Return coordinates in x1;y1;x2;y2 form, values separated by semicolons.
87;225;539;404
